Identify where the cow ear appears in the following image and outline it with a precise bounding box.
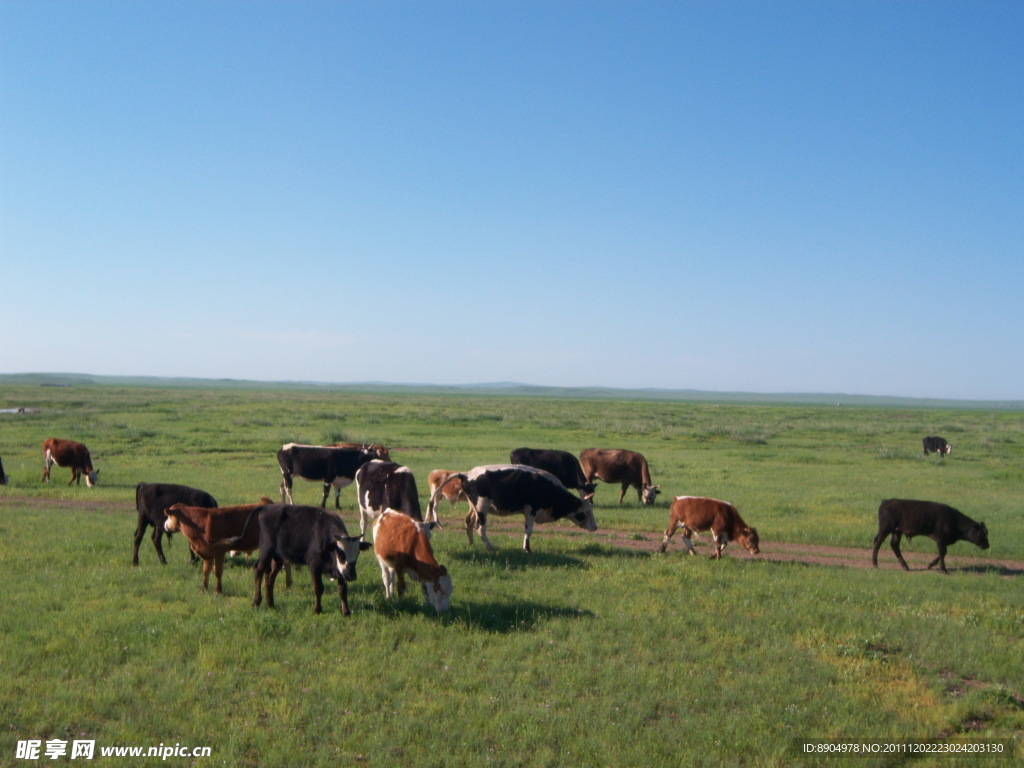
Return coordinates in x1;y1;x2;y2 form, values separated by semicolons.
359;541;372;551
583;492;595;501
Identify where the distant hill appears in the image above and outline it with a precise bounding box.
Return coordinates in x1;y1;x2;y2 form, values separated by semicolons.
0;372;1019;410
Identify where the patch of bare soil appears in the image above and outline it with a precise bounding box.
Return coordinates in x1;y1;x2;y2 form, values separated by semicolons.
5;495;1021;576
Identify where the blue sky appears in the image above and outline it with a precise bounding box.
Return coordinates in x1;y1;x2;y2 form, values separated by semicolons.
1;1;1021;400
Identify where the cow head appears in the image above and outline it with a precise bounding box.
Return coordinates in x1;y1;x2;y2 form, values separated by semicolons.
968;521;990;550
737;526;760;555
943;443;953;455
570;495;598;532
641;484;661;505
163;504;184;533
332;535;373;582
421;567;453;613
85;469;99;487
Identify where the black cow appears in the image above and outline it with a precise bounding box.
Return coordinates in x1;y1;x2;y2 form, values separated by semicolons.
132;482;217;566
0;454;8;485
431;464;598;553
252;503;371;615
871;498;989;573
277;443;380;508
509;447;596;497
354;460;423;538
922;436;952;456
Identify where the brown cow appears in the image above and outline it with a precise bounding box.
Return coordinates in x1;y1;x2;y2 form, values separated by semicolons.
579;448;660;505
42;438;99;486
659;496;760;559
425;469;469;523
373;509;452;612
164;500;286;593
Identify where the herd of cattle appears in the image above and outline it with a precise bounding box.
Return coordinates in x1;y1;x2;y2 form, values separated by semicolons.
3;432;992;616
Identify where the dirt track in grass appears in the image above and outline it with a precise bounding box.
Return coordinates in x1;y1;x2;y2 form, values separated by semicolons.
6;495;1022;577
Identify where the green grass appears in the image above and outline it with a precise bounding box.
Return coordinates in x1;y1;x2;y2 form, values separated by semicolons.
1;383;1022;766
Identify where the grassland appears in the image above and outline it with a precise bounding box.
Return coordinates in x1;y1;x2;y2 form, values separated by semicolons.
0;382;1021;767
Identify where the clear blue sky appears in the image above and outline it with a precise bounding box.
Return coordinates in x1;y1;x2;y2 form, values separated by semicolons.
2;1;1021;400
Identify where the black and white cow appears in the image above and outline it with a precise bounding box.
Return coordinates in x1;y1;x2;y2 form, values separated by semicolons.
132;482;217;566
252;503;371;615
430;464;597;553
277;443;380;508
922;436;952;456
355;460;423;538
509;447;596;497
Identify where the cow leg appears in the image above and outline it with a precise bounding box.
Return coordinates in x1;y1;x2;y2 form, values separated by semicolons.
252;559;269;607
396;570;407;596
151;526;169;565
928;542;949;573
201;558;213;591
280;474;293;504
265;559;283;608
889;533;910;570
337;573;350;617
522;512;536;553
680;526;698;555
69;468;79;486
870;529;890;567
475;507;496;552
659;520;682;553
618;483;628;504
333;487;343;510
284;562;293;589
42;453;53;482
132;518;149;566
214;555;225;594
711;531;728;559
378;559;395;599
311;569;325;614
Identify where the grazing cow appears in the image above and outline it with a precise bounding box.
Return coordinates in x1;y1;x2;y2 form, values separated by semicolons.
579;448;660;505
252;503;371;615
432;464;597;553
659;496;760;559
355;460;423;538
509;447;596;497
277;443;379;508
132;482;217;566
373;509;452;613
42;438;99;486
332;442;391;461
164;501;279;593
0;454;8;485
426;469;469;523
922;436;952;456
871;499;989;573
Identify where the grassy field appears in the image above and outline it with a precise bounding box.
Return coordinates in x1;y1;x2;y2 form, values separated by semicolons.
0;383;1021;767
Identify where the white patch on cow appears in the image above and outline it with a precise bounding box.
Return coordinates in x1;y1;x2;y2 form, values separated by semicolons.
421;572;453;613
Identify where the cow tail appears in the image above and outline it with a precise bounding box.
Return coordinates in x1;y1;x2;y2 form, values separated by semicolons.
212;505;263;549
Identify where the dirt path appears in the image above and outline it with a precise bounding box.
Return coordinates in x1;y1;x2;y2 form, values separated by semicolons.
5;494;1022;576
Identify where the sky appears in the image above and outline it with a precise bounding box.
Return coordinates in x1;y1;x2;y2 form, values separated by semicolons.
1;1;1021;401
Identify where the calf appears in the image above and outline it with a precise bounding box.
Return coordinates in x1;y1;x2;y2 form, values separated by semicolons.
252;503;371;615
579;448;660;505
355;460;423;538
660;496;760;558
510;447;595;497
871;499;989;573
277;443;380;508
922;436;952;456
42;438;99;486
373;510;452;613
133;482;217;566
435;464;597;553
425;469;468;523
164;501;276;593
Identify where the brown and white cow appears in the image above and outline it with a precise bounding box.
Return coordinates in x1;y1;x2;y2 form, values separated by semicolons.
42;438;99;486
164;500;282;593
425;469;469;523
373;509;452;613
659;496;760;559
579;448;659;505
